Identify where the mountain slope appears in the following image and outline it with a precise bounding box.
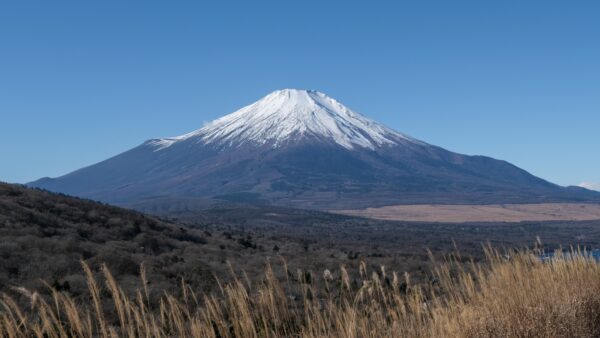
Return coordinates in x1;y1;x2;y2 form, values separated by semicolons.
30;89;600;209
0;181;216;297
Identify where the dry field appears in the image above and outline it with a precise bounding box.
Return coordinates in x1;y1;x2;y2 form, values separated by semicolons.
2;247;600;337
335;203;600;223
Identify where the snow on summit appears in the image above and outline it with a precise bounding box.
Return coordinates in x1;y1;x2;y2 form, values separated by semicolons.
151;89;417;150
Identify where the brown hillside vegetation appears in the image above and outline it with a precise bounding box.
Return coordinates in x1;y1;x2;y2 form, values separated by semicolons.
1;248;600;337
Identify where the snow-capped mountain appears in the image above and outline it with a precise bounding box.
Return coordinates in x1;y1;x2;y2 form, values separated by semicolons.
150;89;418;150
30;89;600;211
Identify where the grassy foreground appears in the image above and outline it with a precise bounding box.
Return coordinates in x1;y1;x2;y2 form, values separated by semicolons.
2;248;600;337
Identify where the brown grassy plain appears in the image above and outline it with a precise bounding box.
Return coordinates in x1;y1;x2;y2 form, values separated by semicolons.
336;203;600;223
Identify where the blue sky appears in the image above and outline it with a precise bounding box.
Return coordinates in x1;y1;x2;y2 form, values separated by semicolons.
1;1;599;188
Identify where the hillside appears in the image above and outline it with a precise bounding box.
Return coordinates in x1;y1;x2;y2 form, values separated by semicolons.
4;181;600;307
0;182;441;301
0;182;216;296
1;182;353;300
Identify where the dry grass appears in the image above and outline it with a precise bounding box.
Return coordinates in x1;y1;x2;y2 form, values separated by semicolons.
2;247;600;337
335;203;600;223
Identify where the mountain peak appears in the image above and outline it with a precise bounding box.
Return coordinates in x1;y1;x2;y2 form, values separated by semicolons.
267;88;319;97
151;89;417;150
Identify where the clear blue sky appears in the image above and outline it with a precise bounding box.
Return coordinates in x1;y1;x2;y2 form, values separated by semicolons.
1;1;599;188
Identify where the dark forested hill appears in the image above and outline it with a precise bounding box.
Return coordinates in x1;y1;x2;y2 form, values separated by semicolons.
1;182;337;302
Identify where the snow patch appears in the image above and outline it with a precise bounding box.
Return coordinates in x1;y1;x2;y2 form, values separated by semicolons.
579;182;600;192
151;89;419;150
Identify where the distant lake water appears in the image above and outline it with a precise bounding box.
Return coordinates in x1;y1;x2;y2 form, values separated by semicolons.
540;250;600;262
